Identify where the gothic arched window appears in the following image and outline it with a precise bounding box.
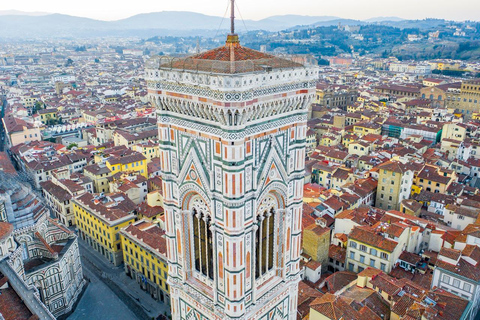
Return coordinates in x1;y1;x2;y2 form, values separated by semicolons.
191;199;213;280
255;197;276;279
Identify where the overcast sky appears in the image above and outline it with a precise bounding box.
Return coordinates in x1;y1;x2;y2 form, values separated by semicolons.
1;0;479;22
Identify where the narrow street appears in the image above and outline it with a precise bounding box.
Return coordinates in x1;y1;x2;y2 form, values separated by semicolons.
68;266;139;320
72;237;170;320
0;96;7;152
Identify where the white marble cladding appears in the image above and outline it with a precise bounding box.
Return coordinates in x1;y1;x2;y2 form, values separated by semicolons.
146;66;319;93
155;94;312;129
148;66;317;128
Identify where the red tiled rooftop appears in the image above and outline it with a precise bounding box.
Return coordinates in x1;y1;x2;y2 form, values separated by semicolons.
156;40;303;74
349;226;398;252
0;275;36;320
123;222;166;255
0;222;13;241
0;152;17;175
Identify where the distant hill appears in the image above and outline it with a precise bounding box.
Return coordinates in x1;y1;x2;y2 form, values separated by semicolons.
0;10;50;16
257;15;341;30
0;14;110;38
378;18;449;29
364;16;405;22
110;12;345;31
0;11;470;39
111;12;227;31
311;19;367;27
0;11;351;38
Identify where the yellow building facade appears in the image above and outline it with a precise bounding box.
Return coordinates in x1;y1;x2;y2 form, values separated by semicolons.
132;143;160;163
106;153;148;178
38;109;58;125
319;135;341;147
83;163;112;193
353;123;381;137
346;228;399;274
414;165;455;194
376;161;414;211
73;192;136;266
120;220;170;304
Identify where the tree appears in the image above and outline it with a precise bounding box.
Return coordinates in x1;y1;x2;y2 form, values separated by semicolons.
67;143;78;150
317;58;330;66
65;58;74;67
32;101;42;114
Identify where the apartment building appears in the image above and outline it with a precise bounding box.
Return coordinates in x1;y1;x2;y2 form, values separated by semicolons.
73;192;136;266
376;160;415;211
120;220;170;304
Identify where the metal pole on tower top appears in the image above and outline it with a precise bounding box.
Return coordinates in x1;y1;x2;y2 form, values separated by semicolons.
230;0;235;34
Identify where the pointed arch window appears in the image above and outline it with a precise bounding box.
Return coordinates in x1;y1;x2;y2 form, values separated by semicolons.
255;197;276;279
192;204;213;280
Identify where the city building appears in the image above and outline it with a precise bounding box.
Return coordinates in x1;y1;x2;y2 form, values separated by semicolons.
458;79;480;118
132;141;160;163
432;246;480;319
2;114;41;147
376;160;415;211
302;222;330;270
83;163;112;193
346;227;403;273
420;82;461;108
73;192;136;266
120;220;170;304
105;151;148;179
312;83;358;113
374;84;421;98
414;165;456;194
113;128;158;147
41;178;86;227
109;172;148;205
37;108;58;126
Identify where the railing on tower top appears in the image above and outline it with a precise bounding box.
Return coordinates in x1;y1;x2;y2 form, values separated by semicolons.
146;56;303;75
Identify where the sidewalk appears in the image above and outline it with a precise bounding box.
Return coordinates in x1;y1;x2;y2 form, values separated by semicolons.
77;238;170;319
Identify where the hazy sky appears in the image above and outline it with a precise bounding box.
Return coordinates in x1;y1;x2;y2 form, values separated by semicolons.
1;0;479;22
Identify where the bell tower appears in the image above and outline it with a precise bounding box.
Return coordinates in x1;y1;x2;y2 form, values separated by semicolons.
146;4;317;318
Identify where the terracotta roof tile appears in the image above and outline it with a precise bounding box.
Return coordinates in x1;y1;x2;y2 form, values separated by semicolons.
0;274;35;320
0;222;13;241
328;245;346;263
155;41;303;74
123;221;166;255
349;226;398;252
439;247;461;261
